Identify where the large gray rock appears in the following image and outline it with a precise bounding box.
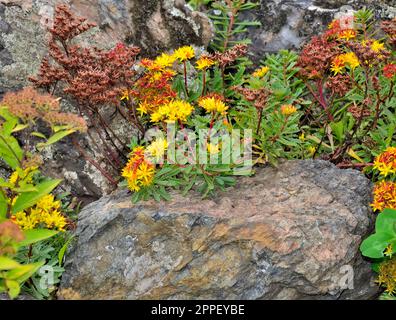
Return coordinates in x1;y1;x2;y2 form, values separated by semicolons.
59;160;379;300
241;0;395;62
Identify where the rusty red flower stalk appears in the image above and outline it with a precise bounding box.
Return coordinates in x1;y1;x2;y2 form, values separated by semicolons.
29;4;142;186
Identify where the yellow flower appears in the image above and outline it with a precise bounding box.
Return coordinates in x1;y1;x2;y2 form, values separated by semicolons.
198;97;228;115
14;211;38;230
150;111;164;123
342;52;360;69
384;244;393;258
8;166;38;188
13;194;66;231
280;104;297;116
174;46;195;62
330;63;344;75
36;194;61;212
337;29;356;41
121;146;155;192
371;40;385;53
8;171;19;187
150;100;194;123
154;53;176;69
330;55;345;74
136;162;155;186
196;56;215;70
308;146;316;156
299;133;305;142
330;52;359;75
120;89;130;101
146;138;168;161
377;257;396;295
136;102;149;116
373;147;396;177
252;66;270;78
207;143;220;154
371;180;396;212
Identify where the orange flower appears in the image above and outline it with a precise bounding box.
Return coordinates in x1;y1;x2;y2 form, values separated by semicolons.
371;181;396;212
337;29;357;41
121;146;155;192
373;147;396;177
280;104;297;116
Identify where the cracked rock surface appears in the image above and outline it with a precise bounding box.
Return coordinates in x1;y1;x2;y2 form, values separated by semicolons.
59;160;379;300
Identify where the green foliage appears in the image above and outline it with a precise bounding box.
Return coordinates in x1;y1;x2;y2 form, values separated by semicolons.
0;89;80;299
360;209;396;259
296;8;395;165
15;233;73;299
0;223;56;299
230;50;310;164
11;179;62;214
208;0;261;52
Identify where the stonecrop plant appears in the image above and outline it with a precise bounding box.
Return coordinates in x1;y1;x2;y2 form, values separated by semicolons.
119;43;255;202
296;10;395;166
30;5;141;187
115;9;396;205
360;147;396;299
0;88;82;299
2;3;395;299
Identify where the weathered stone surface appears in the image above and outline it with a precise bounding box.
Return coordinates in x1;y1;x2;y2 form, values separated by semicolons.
0;0;212;94
242;0;395;62
59;160;379;300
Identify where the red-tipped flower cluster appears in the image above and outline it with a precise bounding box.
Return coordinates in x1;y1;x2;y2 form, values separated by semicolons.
297;36;340;79
29;5;140;109
1;87;87;132
383;63;396;79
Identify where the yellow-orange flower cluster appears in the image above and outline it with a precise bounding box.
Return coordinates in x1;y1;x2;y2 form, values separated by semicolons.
130;56;177;116
280;104;297;116
13;194;67;231
330;52;360;75
173;46;195;62
371;181;396;212
198;97;228;115
377;257;396;295
121;146;155;192
128;47;199;119
150;100;194;123
373;147;396;177
327;17;357;41
252;66;270;78
337;29;357;41
196;56;215;70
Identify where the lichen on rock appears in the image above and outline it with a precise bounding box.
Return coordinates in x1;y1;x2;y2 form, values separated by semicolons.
59;160;379;300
